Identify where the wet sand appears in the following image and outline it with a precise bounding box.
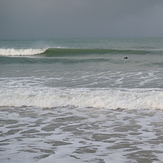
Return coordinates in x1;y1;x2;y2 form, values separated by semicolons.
0;106;163;163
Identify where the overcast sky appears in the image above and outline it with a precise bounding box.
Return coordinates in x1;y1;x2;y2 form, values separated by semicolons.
1;0;163;39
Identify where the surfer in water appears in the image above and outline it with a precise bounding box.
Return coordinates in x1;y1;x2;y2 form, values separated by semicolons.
124;57;128;59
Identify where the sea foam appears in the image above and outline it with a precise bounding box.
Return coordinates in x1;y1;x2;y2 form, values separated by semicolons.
0;87;163;109
0;48;47;56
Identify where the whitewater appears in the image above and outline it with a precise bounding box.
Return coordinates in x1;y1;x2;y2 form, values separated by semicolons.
0;48;47;56
1;38;163;163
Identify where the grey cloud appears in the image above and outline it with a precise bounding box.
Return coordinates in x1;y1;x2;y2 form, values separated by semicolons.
0;0;163;39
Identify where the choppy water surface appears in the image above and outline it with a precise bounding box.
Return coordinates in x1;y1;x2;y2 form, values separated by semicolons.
1;106;163;163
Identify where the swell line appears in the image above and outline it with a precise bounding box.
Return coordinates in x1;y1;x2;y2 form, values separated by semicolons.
0;48;162;57
41;48;156;57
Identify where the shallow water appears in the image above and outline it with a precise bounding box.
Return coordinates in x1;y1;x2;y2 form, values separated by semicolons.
1;106;163;163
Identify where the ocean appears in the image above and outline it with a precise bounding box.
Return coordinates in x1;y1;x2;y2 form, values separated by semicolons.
0;38;163;163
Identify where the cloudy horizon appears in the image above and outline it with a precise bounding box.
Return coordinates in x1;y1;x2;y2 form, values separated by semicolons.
1;0;163;39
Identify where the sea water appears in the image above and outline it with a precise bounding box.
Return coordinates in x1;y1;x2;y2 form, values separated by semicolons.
0;38;163;162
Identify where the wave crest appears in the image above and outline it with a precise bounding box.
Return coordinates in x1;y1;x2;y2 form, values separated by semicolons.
0;48;47;56
1;48;162;57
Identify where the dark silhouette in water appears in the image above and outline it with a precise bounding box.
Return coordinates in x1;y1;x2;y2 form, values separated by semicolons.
124;57;128;59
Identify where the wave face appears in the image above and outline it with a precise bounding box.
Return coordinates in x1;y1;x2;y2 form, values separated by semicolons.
0;48;163;57
41;48;159;57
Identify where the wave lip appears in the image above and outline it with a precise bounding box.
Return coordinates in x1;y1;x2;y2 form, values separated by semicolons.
0;48;47;56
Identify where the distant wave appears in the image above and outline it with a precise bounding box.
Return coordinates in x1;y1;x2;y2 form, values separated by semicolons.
41;48;160;57
0;48;162;57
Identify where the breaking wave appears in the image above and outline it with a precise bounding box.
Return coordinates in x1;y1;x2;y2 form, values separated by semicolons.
0;48;47;56
0;48;162;57
0;87;163;110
